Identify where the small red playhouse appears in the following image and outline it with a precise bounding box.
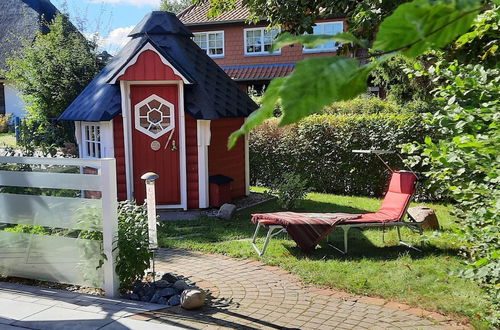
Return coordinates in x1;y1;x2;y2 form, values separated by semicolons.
59;11;257;209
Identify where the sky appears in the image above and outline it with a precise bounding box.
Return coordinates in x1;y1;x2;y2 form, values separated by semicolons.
51;0;164;54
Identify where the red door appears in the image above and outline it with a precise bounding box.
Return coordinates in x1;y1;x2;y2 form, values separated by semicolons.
131;85;181;205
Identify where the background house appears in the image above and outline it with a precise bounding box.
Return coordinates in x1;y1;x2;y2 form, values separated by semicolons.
178;0;346;92
0;0;58;119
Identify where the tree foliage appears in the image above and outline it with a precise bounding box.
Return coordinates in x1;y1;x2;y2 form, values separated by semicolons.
228;0;484;147
4;14;101;121
160;0;193;13
370;55;435;104
405;59;499;325
201;0;408;38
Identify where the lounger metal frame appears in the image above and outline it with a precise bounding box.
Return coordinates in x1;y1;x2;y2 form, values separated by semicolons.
251;223;286;257
251;215;424;257
328;216;424;254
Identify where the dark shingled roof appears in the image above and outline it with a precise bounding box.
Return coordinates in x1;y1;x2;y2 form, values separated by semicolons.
178;0;250;26
59;11;257;122
0;0;58;78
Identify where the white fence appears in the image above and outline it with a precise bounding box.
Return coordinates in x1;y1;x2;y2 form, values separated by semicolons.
0;156;118;297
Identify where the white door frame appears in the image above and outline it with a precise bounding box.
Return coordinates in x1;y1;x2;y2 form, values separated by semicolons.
120;80;187;210
197;120;211;208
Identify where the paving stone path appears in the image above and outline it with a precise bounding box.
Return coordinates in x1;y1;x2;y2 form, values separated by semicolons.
133;248;468;329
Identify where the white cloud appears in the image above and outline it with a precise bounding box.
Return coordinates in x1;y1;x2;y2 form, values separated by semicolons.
88;0;161;7
88;25;134;54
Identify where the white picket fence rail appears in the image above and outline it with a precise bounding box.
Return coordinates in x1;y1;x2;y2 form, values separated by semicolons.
0;156;119;297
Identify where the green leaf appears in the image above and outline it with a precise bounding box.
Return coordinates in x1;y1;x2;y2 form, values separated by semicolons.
227;77;287;148
373;0;481;57
279;56;374;125
272;32;368;51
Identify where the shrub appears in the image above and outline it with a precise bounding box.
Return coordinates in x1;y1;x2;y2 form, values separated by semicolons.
322;96;400;115
250;106;432;198
17;119;75;156
115;200;154;292
405;61;499;326
271;172;308;209
0;114;11;133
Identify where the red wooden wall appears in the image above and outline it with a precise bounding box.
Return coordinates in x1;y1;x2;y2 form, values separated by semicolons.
118;50;182;81
113;115;127;201
208;118;246;199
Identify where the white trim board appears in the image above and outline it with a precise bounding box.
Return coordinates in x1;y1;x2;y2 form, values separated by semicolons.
109;43;191;85
244;133;250;196
197;120;211;208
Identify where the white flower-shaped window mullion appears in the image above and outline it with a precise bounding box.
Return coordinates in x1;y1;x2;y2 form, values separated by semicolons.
134;94;175;139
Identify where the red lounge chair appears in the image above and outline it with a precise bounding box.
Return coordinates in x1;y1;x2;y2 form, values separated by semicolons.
251;170;424;256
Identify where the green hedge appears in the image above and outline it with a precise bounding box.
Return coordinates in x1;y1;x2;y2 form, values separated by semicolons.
249;111;431;197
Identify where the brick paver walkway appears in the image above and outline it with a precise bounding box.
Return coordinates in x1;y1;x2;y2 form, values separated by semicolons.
132;249;467;329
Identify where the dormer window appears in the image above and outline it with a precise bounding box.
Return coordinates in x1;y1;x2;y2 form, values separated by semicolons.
193;31;224;58
244;27;280;56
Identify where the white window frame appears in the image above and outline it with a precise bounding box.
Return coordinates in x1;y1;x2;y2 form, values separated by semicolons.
244;27;281;56
134;94;175;139
303;21;344;53
82;123;102;159
78;121;114;159
193;31;225;58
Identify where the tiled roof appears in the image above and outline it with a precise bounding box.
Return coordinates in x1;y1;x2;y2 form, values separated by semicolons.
178;0;250;26
221;63;295;81
59;11;257;122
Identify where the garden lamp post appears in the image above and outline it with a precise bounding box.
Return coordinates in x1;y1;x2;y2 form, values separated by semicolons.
141;172;159;249
141;172;159;280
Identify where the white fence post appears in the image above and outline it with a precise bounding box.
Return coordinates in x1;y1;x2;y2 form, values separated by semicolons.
100;158;119;297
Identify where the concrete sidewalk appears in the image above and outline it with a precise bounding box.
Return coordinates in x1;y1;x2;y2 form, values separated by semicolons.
0;282;182;329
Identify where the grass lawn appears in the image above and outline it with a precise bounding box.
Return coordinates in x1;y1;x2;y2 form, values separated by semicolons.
0;133;16;147
158;188;490;326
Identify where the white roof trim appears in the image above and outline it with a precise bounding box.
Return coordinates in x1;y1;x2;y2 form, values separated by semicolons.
109;42;190;84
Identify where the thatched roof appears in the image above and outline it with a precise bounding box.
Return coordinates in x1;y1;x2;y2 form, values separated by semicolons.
0;0;58;78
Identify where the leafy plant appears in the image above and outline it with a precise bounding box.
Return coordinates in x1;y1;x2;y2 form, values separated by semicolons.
114;200;154;292
404;60;499;326
16;119;75;157
4;224;47;235
0;114;11;133
160;0;192;13
271;172;308;209
228;0;484;147
77;206;105;287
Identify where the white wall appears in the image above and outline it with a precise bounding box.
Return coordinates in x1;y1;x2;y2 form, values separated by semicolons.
4;83;27;118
